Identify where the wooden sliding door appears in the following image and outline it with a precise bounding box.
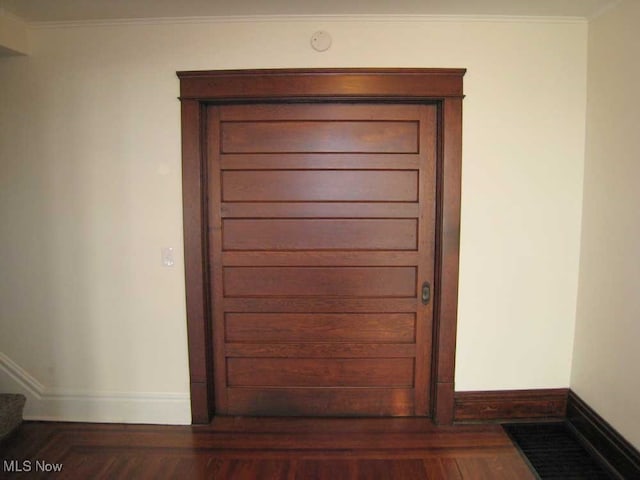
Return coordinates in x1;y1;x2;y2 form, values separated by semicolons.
208;103;437;416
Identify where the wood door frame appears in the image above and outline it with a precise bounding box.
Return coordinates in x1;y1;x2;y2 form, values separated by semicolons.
176;68;465;425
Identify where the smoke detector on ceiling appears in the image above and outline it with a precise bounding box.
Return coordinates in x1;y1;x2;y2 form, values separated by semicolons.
310;31;332;52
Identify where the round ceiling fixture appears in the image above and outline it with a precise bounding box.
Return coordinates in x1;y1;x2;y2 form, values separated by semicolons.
310;31;332;52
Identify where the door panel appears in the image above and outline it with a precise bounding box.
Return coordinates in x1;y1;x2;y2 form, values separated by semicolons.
208;103;436;416
227;358;414;387
219;153;421;170
222;219;418;251
221;170;418;202
221;203;420;219
226;388;415;416
223;267;416;297
225;313;416;343
221;120;419;153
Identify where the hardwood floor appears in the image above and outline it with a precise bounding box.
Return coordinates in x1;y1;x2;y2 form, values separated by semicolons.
0;418;535;479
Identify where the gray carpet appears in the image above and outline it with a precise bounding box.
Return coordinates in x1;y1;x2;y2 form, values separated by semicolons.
0;394;26;441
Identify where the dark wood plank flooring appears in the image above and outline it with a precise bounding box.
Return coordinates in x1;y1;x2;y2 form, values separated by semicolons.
0;418;535;479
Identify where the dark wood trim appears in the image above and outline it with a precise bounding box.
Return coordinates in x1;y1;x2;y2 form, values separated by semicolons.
432;97;463;425
454;389;569;422
177;68;465;424
178;68;465;100
180;100;214;423
434;382;456;424
567;390;640;480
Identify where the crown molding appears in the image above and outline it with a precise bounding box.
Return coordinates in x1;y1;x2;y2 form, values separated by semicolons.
0;7;27;24
30;13;587;29
588;0;623;20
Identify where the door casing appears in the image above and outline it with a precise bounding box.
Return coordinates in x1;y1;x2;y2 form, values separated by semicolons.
176;68;465;424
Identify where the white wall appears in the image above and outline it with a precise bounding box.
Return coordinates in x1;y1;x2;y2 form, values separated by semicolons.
571;1;640;449
0;16;587;423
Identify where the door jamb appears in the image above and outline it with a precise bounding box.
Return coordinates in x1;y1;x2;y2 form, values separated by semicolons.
176;68;465;424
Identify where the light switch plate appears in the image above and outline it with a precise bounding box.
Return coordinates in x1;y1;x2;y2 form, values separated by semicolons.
162;247;175;267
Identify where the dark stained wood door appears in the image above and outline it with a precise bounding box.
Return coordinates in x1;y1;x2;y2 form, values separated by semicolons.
207;103;437;416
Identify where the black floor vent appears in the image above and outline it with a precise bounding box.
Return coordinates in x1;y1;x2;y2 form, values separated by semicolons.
504;422;614;479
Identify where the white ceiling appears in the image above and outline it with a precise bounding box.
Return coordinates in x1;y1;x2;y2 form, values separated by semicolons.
1;0;620;23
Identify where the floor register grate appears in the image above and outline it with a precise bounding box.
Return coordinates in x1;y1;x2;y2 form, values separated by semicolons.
504;422;614;479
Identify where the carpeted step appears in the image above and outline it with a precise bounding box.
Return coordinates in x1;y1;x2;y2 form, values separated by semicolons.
0;394;26;441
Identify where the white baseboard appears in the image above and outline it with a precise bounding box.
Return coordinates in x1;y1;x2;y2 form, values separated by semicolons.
0;352;191;425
